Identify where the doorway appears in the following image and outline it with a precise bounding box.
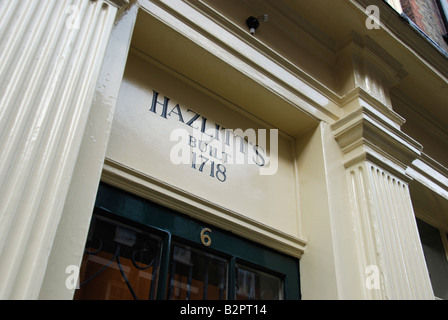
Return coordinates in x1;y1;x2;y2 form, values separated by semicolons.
74;183;301;300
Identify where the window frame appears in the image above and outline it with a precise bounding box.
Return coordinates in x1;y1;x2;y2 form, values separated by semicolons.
86;182;301;300
416;218;448;300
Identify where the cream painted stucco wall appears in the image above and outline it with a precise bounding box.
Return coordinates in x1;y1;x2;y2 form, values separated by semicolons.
0;0;443;300
106;52;303;239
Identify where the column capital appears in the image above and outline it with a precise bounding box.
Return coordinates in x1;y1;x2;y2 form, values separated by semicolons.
332;104;422;181
337;31;408;109
332;94;433;299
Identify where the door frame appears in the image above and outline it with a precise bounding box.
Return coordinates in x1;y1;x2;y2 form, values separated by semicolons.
90;182;301;300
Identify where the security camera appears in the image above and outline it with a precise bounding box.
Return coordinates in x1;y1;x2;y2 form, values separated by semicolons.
246;15;268;35
246;16;260;35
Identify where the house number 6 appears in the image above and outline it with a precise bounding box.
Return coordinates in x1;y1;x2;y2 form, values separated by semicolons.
200;228;212;247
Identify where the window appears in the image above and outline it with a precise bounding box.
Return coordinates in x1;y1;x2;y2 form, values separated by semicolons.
74;215;164;300
435;0;448;43
166;244;228;300
235;264;284;300
74;183;301;300
416;218;448;299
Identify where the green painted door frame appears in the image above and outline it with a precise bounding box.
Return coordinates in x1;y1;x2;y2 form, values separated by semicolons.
91;183;301;300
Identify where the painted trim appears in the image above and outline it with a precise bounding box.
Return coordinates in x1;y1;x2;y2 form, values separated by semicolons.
101;158;307;259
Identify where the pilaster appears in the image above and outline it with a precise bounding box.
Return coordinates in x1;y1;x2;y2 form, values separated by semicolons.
331;29;435;299
332;104;434;299
0;0;124;299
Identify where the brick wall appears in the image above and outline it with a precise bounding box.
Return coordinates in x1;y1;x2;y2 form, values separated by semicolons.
400;0;448;53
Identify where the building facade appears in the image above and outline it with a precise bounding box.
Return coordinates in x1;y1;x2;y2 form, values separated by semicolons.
1;0;447;300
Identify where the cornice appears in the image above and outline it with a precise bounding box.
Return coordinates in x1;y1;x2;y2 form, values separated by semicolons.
408;153;448;199
391;89;448;142
352;0;448;81
340;87;406;130
179;0;342;117
134;0;341;135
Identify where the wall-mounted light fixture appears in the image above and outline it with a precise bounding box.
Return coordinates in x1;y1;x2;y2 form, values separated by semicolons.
246;14;269;35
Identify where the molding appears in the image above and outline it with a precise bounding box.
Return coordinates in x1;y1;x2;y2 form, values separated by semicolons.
332;106;422;180
352;0;448;80
101;158;307;259
340;87;406;129
188;0;339;93
139;0;341;125
407;153;448;200
408;155;448;233
391;89;448;147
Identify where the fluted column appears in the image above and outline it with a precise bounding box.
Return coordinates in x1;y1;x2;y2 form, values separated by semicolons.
332;104;434;299
332;30;435;299
0;0;119;299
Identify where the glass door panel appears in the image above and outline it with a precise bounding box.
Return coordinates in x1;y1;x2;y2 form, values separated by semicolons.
76;183;301;300
166;244;228;300
235;264;284;300
74;215;163;300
